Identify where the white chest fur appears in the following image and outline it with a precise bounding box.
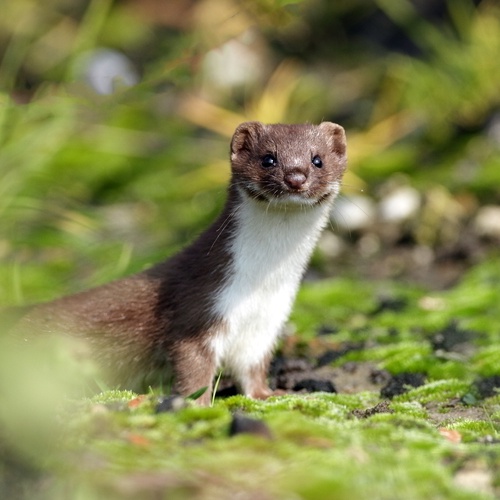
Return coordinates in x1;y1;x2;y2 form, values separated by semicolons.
209;193;333;383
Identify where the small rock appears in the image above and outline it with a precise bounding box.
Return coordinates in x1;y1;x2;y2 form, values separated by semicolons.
352;400;394;419
229;414;273;439
474;376;500;399
270;357;313;391
317;344;362;368
431;321;475;353
317;350;345;367
474;205;500;239
155;396;187;413
454;466;494;495
419;296;446;311
380;372;425;399
270;357;311;377
379;186;421;223
486;111;500;145
293;379;336;393
316;324;339;337
202;31;265;90
78;48;139;95
371;296;407;315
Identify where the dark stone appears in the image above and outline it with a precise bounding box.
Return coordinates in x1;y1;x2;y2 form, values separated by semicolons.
293;379;336;393
475;376;500;399
155;396;187;413
270;356;312;390
380;373;425;399
317;324;339;336
316;343;363;367
371;297;407;316
317;350;344;367
229;414;272;439
270;357;312;377
431;321;476;352
214;385;239;398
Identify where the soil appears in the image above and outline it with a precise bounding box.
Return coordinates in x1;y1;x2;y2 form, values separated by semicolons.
425;400;490;426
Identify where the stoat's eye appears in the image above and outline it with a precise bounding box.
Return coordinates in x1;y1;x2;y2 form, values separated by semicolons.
261;154;277;168
312;155;323;168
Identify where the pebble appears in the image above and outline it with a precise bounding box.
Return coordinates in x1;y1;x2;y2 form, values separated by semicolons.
78;48;139;95
229;414;273;439
379;185;421;222
474;205;500;238
293;379;336;393
155;396;188;413
202;31;265;90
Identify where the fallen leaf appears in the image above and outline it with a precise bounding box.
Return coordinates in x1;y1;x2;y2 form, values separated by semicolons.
439;428;462;443
128;395;147;409
127;433;150;447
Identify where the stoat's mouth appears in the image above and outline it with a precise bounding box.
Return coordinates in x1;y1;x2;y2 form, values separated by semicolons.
240;183;337;207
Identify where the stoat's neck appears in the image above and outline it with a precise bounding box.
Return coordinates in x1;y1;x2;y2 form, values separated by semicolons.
226;186;333;285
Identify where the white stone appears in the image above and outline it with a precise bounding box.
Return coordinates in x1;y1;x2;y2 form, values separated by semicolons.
202;32;264;90
80;48;139;95
318;231;345;259
474;205;500;238
379;186;421;222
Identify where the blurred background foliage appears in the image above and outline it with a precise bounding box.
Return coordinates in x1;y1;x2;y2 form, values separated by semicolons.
1;0;500;305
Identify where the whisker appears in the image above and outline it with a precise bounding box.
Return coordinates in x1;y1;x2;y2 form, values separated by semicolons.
331;204;351;239
207;204;242;255
337;193;369;219
340;182;366;194
328;213;340;234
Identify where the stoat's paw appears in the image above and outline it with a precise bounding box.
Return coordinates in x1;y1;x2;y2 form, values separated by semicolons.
250;388;287;400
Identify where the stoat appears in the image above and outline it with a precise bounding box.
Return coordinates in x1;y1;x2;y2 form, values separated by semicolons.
12;121;347;404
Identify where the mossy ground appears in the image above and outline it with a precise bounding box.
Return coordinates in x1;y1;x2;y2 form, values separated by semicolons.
3;256;500;499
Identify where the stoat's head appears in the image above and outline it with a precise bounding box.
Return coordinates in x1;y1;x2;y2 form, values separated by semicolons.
230;121;347;206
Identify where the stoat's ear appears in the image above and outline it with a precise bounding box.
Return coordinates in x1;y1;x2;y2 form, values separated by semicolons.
231;121;265;158
319;122;347;160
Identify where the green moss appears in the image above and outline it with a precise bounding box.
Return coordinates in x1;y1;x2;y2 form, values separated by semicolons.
318;391;380;411
345;341;434;373
472;346;500;376
89;390;138;404
445;420;499;443
428;360;471;381
391;401;428;419
394;380;471;405
291;277;377;336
